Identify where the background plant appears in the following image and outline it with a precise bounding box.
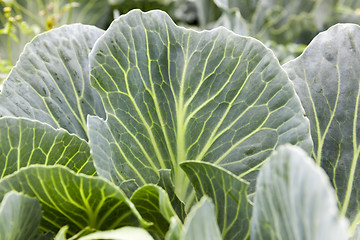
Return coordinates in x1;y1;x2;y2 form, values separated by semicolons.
3;0;360;84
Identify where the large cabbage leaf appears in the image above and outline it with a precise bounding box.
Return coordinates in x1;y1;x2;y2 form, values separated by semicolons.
88;9;312;200
283;23;360;232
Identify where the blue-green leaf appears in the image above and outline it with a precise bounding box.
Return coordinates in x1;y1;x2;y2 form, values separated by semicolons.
0;24;105;140
181;197;222;240
251;145;348;240
0;191;42;240
283;23;360;231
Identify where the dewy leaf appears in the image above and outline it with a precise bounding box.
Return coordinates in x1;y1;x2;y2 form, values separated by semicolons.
181;197;222;240
283;23;360;230
0;165;148;236
251;144;348;240
181;161;251;239
0;191;42;240
0;117;96;179
88;9;312;200
0;24;105;140
130;184;181;237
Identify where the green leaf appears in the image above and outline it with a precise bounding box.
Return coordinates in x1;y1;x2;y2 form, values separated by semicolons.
283;23;360;231
251;144;348;240
78;227;154;240
54;226;95;240
352;223;360;240
120;179;139;198
130;184;181;237
88;9;312;200
181;161;251;239
165;217;182;240
0;117;96;179
110;0;176;16
0;191;42;240
181;197;222;240
0;165;148;236
0;24;105;140
54;226;68;240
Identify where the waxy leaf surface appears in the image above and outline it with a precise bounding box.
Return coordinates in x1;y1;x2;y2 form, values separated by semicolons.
251;145;348;240
0;24;105;140
0;191;42;240
0;166;146;236
88;9;312;199
283;23;360;228
180;197;222;240
0;117;95;179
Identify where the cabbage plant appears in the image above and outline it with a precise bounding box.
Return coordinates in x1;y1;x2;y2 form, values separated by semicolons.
0;9;357;240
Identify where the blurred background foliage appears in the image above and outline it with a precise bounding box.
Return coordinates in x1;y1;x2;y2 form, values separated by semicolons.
1;0;360;83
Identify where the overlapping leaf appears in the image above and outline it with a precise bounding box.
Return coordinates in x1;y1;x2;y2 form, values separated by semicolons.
164;197;221;240
88;9;312;200
251;145;348;240
283;23;360;229
0;165;147;236
180;197;222;240
181;161;250;239
0;24;105;140
0;117;95;178
0;191;42;240
157;170;186;221
130;184;181;237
